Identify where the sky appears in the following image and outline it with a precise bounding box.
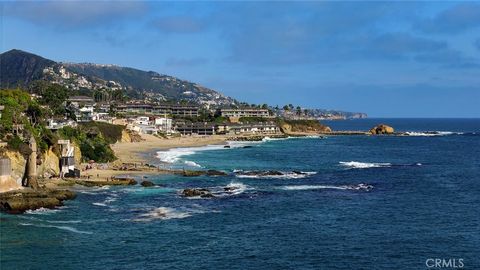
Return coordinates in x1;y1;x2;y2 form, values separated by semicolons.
1;1;479;117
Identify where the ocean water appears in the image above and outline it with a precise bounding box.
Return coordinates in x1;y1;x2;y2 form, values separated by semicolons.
1;119;480;269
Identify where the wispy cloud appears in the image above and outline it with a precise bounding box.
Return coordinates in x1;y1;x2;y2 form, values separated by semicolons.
3;1;146;29
165;57;208;67
151;16;208;34
415;3;480;34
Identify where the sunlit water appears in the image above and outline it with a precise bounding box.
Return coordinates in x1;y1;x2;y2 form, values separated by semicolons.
1;119;479;269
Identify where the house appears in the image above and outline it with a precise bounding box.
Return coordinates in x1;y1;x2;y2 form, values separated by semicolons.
154;117;173;133
75;105;94;122
0;105;4;119
46;119;77;130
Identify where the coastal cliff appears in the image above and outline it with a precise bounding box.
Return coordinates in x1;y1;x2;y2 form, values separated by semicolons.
279;119;332;135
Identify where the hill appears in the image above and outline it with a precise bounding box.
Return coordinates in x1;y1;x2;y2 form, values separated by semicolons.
0;49;55;88
0;49;235;105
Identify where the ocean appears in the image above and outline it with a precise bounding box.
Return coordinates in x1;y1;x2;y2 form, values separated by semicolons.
1;118;479;269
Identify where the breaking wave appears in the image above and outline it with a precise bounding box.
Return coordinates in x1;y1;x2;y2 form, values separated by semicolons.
339;161;422;169
234;170;317;179
339;161;392;169
25;208;59;215
280;183;373;191
405;131;464;136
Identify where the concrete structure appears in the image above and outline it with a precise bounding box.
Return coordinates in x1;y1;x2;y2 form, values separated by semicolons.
26;136;39;189
219;108;271;118
116;104;199;117
58;140;77;178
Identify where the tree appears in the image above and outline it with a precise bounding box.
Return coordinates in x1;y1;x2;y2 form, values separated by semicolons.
39;83;69;116
296;106;302;116
283;105;290;111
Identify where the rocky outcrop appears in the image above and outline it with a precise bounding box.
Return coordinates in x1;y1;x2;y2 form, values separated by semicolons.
120;130;132;143
71;141;82;165
181;169;228;177
181;188;214;198
141;180;155;187
38;148;60;179
279;120;332;134
0;189;76;214
369;124;394;135
70;178;137;187
4;150;26;186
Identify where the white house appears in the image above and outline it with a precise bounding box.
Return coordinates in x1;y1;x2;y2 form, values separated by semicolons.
154;117;173;133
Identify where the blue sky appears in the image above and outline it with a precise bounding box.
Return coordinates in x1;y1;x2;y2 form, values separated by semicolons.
1;1;479;117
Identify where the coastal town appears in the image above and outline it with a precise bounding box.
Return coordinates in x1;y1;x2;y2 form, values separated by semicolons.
0;49;383;213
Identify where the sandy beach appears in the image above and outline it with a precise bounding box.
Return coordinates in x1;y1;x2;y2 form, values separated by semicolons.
111;134;229;164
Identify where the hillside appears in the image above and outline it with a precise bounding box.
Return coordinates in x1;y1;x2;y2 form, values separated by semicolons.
0;49;55;88
0;49;236;105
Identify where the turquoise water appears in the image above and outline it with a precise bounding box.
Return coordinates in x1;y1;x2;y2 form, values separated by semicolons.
1;119;480;269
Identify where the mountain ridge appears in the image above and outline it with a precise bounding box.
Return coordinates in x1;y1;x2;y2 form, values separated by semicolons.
0;49;236;105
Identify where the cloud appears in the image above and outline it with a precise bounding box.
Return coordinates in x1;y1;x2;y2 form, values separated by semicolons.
475;39;480;50
416;3;480;34
151;16;208;33
415;49;480;69
2;1;146;29
165;57;208;67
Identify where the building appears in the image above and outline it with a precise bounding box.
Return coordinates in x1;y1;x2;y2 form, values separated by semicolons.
68;96;95;104
225;123;280;135
219;108;271;118
116;103;198;117
46;119;77;130
75;105;94;122
0;105;4;119
154;117;173;133
176;123;216;136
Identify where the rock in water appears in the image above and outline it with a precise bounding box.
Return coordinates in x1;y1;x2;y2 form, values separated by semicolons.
141;180;155;187
205;170;228;176
182;188;214;198
369;124;394;135
0;189;76;214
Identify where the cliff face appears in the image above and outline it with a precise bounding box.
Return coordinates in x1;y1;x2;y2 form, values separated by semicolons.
279;120;332;134
4;150;26;186
38;148;60;178
120;130;132;143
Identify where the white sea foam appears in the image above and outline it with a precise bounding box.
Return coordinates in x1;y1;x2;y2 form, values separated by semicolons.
281;185;349;191
339;161;392;169
184;160;202;168
405;131;463;136
281;183;373;191
132;207;192;222
234;170;317;179
25;207;61;215
92;202;108;207
19;223;93;234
